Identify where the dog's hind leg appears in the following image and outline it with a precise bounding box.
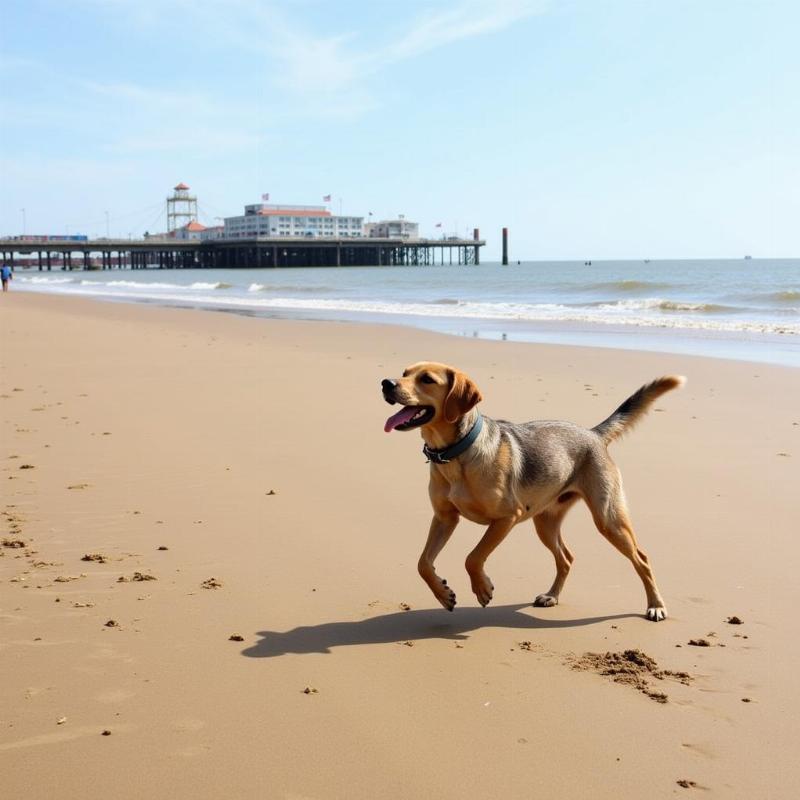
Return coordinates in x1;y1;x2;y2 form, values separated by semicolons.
582;473;667;621
532;494;579;607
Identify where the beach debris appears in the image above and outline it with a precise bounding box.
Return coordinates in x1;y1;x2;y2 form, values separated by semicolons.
101;730;112;736
2;538;26;549
725;615;744;625
676;779;698;789
399;602;411;611
518;641;538;652
266;489;277;496
398;640;414;647
118;572;157;582
54;574;85;583
104;619;119;627
688;638;711;647
19;464;35;470
73;602;95;608
56;717;67;725
157;546;169;551
302;687;318;695
201;577;222;589
67;483;90;490
741;697;752;703
569;649;691;704
81;553;107;564
228;634;244;642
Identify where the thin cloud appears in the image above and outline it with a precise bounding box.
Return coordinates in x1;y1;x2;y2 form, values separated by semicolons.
380;0;548;64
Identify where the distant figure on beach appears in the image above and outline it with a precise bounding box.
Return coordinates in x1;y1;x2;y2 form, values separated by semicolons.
1;264;12;292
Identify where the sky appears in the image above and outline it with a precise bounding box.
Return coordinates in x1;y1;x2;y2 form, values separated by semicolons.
1;0;798;260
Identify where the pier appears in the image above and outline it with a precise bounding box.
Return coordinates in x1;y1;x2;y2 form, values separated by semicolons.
0;235;484;271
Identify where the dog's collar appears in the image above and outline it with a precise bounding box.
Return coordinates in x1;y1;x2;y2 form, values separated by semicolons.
422;415;483;465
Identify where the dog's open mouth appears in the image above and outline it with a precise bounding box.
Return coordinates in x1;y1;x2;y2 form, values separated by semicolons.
384;405;434;432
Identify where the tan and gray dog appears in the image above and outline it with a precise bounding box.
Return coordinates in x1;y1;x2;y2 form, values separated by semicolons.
381;363;684;621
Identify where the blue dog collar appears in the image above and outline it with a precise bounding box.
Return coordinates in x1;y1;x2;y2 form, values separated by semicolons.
422;414;483;465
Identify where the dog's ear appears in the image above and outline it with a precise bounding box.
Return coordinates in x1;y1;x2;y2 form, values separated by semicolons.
444;369;482;423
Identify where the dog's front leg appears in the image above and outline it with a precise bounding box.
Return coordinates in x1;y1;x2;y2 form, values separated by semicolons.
418;510;460;611
465;516;519;607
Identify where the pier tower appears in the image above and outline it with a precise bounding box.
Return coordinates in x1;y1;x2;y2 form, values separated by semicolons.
167;182;198;233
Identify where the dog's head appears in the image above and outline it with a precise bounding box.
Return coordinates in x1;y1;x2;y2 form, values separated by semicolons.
381;362;482;433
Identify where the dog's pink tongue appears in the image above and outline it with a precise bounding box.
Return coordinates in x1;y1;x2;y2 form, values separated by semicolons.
384;406;418;433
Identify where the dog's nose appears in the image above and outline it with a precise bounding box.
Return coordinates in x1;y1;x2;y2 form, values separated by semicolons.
381;378;397;404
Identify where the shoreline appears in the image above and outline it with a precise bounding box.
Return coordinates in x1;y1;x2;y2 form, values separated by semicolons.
2;292;798;799
14;275;800;368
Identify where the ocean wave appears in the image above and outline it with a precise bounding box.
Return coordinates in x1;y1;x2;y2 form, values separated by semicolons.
430;298;461;305
75;279;232;290
80;279;185;289
17;280;800;336
596;298;738;313
247;282;333;293
110;293;794;335
578;280;675;292
190;281;232;289
19;276;76;284
763;290;800;303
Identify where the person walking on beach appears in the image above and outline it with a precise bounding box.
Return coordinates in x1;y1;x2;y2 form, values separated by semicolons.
1;263;12;292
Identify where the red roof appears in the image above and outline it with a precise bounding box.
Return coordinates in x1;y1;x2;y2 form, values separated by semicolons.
256;209;331;217
174;182;190;190
184;221;206;231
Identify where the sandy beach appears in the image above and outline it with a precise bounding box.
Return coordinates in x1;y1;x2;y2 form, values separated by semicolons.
1;292;798;799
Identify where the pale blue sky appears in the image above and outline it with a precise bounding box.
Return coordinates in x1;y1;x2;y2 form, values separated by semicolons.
1;0;798;259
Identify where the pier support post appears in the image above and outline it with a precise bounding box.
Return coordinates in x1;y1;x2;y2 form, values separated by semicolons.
501;227;509;265
38;251;43;271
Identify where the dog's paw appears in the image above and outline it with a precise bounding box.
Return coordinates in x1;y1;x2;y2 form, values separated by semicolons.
646;606;668;622
433;578;457;612
470;573;494;607
533;594;558;608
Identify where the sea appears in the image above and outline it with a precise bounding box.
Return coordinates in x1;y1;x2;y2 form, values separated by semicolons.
15;258;800;367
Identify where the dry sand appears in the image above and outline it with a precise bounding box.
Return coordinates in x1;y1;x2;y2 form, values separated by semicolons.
1;292;798;798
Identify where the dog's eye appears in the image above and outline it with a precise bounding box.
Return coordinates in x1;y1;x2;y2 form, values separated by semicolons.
420;373;435;384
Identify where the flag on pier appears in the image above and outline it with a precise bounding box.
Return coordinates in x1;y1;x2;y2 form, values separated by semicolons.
261;193;270;201
323;194;332;202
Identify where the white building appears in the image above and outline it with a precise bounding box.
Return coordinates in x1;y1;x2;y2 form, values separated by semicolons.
171;221;206;240
364;219;419;239
224;204;364;239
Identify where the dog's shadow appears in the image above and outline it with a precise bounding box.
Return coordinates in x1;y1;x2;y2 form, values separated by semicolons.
242;604;638;658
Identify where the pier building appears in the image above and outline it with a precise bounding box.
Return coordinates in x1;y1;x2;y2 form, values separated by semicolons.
365;218;419;239
224;204;364;239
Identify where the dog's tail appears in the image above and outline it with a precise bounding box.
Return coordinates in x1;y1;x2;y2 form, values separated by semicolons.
592;375;686;445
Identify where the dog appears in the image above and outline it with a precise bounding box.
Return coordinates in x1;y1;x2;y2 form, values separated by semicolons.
381;362;685;621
